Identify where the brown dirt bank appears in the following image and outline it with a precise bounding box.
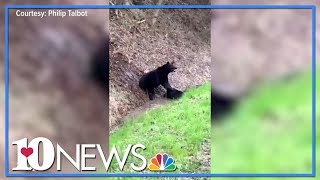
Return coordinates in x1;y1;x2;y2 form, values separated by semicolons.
212;0;320;98
109;0;211;128
0;0;109;178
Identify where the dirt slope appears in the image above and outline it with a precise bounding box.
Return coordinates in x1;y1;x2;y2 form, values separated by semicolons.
109;0;211;127
0;0;109;178
212;0;320;98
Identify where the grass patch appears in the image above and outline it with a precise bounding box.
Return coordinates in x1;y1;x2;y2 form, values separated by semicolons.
107;82;211;178
212;69;318;179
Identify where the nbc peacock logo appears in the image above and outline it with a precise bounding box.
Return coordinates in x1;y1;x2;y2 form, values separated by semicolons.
148;153;176;171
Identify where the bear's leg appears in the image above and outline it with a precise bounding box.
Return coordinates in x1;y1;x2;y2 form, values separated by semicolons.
165;88;183;100
161;81;174;91
147;88;156;100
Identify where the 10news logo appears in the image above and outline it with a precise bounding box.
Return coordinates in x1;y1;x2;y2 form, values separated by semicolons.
12;137;176;172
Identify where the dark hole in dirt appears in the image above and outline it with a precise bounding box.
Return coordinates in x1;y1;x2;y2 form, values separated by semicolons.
211;90;236;121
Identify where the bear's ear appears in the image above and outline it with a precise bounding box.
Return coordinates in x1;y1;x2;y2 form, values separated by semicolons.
167;62;170;64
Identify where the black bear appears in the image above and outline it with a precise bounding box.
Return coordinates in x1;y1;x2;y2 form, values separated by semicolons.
164;88;184;100
139;61;178;100
211;90;235;121
91;41;109;88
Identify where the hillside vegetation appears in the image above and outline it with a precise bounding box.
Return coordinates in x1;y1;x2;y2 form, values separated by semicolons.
108;83;211;176
212;69;319;179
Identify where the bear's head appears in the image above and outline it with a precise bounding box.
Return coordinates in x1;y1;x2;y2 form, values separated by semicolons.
159;61;177;74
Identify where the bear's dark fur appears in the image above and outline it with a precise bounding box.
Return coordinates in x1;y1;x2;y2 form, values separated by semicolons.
139;61;177;100
211;90;235;121
164;88;184;99
91;41;109;88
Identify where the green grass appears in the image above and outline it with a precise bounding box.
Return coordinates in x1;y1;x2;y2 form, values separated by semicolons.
107;82;211;179
212;69;319;179
100;69;318;180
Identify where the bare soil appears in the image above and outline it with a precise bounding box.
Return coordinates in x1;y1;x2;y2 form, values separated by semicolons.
0;1;109;178
109;0;211;128
212;0;320;98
